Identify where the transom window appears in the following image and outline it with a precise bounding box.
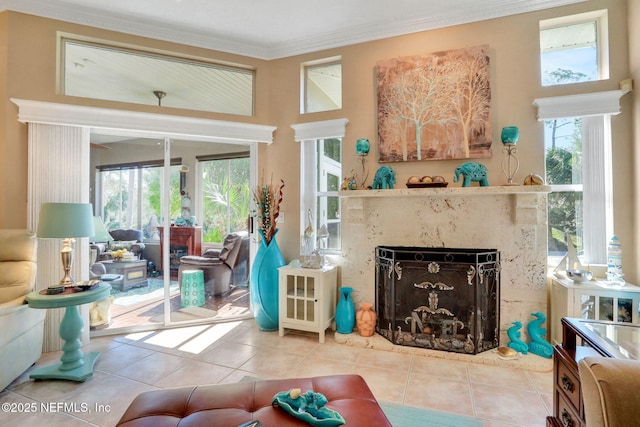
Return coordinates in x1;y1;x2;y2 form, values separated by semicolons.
61;37;255;115
302;57;342;114
539;10;609;87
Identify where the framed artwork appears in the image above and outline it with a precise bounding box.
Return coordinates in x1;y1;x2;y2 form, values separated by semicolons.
376;45;492;162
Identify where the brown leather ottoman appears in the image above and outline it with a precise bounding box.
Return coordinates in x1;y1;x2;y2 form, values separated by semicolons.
116;374;391;427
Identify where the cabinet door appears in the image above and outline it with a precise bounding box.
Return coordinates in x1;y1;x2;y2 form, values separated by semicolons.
285;274;317;324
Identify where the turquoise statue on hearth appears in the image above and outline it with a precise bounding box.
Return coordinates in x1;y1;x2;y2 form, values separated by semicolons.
527;312;554;358
507;321;528;354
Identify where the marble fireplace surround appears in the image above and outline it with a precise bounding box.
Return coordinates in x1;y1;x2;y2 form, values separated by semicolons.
339;185;551;345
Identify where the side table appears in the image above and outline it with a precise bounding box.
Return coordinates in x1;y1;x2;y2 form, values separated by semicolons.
25;283;111;382
278;265;337;343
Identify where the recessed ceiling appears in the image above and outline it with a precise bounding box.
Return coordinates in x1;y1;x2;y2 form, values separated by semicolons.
2;0;586;59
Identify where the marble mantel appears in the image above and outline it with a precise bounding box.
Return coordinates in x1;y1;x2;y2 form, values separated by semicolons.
339;185;551;345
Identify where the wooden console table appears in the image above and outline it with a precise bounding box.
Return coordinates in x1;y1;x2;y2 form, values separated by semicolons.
158;226;202;278
547;317;640;427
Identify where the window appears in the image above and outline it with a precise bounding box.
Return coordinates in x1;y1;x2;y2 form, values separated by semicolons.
62;37;255;115
535;91;627;265
302;57;342;113
293;119;348;255
539;10;609;86
97;160;182;237
197;154;251;243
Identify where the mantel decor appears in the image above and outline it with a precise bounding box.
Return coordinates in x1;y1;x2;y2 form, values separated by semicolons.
251;177;286;331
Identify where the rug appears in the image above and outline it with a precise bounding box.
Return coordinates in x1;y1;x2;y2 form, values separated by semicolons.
240;377;482;427
379;401;482;427
112;278;179;306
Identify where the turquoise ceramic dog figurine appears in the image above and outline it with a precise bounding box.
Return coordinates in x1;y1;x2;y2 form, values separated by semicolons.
453;162;489;187
371;166;396;189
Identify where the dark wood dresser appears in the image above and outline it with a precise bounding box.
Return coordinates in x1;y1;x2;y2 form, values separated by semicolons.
547;317;640;427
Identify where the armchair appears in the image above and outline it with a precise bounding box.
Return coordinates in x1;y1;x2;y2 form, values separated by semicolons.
0;229;45;390
178;231;249;296
579;356;640;427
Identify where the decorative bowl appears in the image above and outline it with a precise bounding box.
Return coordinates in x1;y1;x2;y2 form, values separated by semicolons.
566;269;593;283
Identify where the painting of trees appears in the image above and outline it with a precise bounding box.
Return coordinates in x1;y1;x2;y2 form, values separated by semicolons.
377;45;492;162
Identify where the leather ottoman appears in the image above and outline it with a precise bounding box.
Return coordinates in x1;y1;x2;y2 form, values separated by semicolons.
116;374;392;427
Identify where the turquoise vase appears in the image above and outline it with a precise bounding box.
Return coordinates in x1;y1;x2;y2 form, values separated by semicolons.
335;287;355;334
250;229;285;331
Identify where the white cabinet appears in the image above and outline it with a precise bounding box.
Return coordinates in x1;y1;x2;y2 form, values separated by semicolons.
278;265;337;343
549;276;640;344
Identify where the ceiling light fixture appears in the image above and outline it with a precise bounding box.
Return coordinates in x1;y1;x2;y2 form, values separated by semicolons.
153;90;166;106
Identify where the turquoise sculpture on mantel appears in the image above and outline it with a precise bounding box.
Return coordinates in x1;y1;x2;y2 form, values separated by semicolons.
507;321;528;354
527;312;554;358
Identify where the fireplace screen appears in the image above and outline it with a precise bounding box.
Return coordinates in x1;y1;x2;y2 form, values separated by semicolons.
375;246;500;354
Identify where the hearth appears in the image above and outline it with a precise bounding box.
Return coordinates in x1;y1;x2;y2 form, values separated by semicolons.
375;246;500;355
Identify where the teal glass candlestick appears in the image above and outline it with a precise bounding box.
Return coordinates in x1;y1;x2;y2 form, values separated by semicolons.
355;138;370;155
501;126;519;144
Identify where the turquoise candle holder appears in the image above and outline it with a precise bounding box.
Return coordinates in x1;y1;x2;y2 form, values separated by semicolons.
356;138;370;155
501;126;519;144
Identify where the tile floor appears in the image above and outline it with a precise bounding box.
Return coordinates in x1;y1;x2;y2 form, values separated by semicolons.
0;320;553;427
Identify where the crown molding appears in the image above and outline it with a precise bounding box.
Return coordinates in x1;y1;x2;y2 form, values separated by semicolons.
11;99;277;144
1;0;586;60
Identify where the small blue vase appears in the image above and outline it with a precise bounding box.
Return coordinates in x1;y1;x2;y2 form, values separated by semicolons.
250;229;285;331
336;287;355;334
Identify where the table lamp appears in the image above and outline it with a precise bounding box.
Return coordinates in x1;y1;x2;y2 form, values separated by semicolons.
37;203;95;291
90;216;113;244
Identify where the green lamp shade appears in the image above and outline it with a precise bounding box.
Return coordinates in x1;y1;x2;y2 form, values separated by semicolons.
91;216;113;243
37;203;95;239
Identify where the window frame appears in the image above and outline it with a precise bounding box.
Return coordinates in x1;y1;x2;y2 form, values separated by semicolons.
292;119;349;256
539;9;609;87
300;56;342;114
534;90;627;266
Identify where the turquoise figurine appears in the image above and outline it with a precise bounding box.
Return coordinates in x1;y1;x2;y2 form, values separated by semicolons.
527;312;554;358
272;389;345;427
335;287;355;334
507;321;528;354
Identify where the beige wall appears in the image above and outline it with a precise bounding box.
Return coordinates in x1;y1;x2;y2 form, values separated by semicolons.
1;0;637;280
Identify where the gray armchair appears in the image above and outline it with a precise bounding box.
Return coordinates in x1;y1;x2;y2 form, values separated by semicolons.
178;231;249;296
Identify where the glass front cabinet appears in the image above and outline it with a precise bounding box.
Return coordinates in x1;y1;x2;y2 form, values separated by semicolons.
278;265;338;343
549;276;640;344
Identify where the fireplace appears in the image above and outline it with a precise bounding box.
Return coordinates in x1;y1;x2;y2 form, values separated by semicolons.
375;246;500;354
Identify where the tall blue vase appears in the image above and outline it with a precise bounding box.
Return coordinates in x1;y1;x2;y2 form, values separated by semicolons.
250;229;285;331
336;287;355;334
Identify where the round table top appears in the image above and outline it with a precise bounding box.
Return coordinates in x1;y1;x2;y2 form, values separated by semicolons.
26;282;112;309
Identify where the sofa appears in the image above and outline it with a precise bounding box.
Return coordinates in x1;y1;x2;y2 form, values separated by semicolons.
578;356;640;427
116;374;392;426
0;229;45;390
91;228;146;261
178;231;249;296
